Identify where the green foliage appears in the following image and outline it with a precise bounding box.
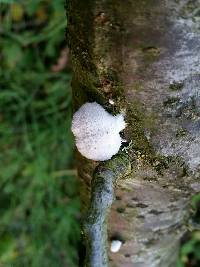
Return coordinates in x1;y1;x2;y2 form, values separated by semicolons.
0;1;79;266
177;232;200;267
177;194;200;267
0;0;14;3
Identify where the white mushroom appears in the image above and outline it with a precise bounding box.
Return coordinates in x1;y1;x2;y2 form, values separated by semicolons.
71;102;126;161
110;240;122;253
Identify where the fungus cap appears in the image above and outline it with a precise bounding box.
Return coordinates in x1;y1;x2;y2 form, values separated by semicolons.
71;102;126;161
110;240;122;253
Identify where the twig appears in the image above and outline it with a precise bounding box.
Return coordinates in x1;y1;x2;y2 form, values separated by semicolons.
83;153;131;267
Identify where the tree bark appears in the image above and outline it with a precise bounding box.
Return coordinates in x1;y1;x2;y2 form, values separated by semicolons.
67;1;200;267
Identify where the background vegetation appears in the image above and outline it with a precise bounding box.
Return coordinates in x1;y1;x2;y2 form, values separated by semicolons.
0;1;79;266
0;0;199;267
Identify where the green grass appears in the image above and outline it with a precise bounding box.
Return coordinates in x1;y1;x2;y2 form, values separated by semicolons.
0;1;79;266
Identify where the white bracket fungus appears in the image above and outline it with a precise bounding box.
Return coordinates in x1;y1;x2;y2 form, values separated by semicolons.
71;102;126;161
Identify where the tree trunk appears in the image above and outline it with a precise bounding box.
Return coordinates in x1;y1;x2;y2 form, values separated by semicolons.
67;1;200;267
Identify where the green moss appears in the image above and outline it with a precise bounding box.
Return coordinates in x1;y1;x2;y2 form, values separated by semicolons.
176;128;188;138
169;81;184;91
142;46;161;61
126;102;155;161
180;0;200;18
125;101;191;181
116;207;125;213
132;81;144;92
163;97;180;107
152;156;173;174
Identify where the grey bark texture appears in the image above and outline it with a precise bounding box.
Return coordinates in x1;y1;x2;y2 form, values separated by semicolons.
67;0;200;267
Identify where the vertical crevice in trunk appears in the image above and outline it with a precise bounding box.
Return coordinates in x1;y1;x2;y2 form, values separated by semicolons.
67;0;200;266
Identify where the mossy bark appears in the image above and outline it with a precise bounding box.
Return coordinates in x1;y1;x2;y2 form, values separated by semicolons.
67;1;200;266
